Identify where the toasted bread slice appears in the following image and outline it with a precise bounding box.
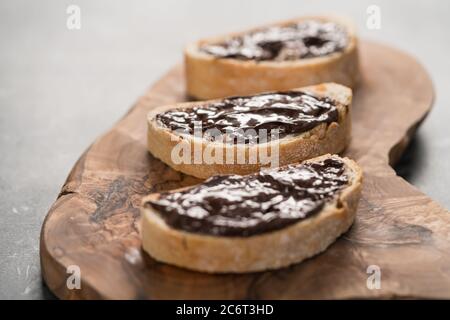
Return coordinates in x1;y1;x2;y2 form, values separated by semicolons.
141;154;362;273
147;83;352;179
185;16;359;100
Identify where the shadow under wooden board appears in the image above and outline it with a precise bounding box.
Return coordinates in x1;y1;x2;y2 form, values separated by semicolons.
40;40;450;300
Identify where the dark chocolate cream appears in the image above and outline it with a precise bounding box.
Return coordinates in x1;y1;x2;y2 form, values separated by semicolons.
146;158;350;237
200;20;349;61
156;91;339;143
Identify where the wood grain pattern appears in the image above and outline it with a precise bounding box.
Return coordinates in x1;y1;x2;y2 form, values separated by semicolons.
40;41;450;299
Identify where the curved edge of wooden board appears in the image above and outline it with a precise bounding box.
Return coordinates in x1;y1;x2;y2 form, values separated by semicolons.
39;67;195;299
40;41;450;300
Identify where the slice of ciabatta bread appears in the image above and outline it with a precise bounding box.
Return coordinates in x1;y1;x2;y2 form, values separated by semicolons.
185;15;359;99
147;83;352;179
141;154;362;273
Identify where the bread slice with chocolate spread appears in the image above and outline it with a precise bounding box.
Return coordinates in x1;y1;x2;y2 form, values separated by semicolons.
185;15;359;100
147;82;352;179
141;154;362;273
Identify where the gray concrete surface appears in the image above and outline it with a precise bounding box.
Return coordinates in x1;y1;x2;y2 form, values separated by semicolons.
0;0;449;299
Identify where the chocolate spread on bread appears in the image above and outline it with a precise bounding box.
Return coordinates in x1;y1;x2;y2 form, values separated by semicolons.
146;157;350;237
200;20;349;61
156;91;339;143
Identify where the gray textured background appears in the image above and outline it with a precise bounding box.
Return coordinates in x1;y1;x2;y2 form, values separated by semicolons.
0;0;449;299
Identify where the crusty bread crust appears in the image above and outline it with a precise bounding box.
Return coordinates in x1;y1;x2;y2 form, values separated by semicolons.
141;154;363;273
147;83;352;179
185;15;359;100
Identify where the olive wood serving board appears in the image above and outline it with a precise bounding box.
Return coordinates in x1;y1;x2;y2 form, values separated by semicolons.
40;41;450;299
